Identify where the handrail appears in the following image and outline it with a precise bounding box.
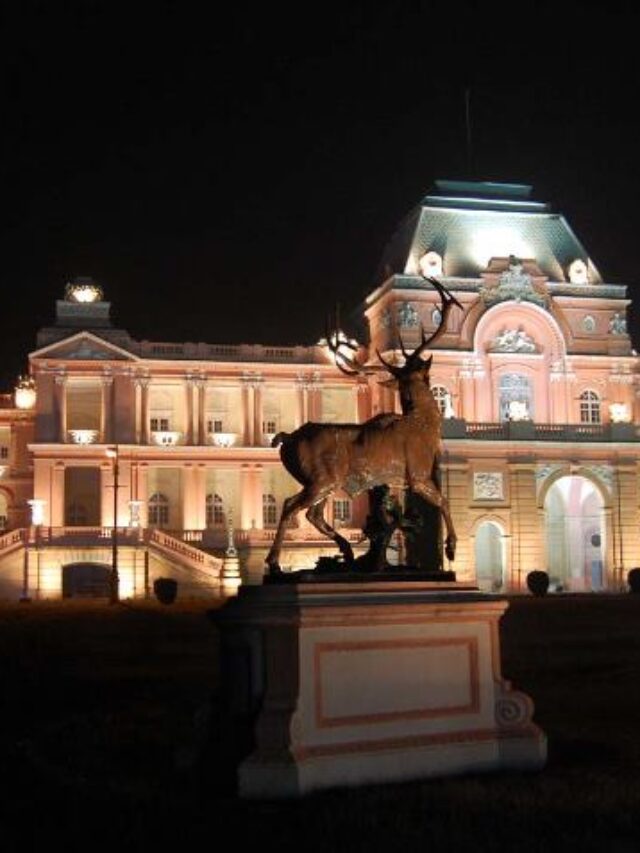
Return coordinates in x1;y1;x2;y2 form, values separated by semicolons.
147;528;222;578
0;528;26;554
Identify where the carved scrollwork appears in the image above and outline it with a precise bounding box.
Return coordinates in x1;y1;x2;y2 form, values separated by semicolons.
495;687;534;728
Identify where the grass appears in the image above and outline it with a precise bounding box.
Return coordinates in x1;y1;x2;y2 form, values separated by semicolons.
1;595;640;851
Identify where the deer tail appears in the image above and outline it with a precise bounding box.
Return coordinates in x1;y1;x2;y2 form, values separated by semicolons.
271;431;290;448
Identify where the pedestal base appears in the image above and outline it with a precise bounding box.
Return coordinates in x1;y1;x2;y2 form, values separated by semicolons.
216;580;546;798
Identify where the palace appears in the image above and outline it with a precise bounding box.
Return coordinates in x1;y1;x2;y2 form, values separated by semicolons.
0;180;638;597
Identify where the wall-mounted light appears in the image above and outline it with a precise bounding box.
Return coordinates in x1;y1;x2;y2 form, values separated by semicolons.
609;403;631;424
14;375;36;410
28;499;47;526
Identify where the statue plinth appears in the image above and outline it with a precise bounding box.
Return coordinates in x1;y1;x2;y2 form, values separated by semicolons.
215;580;547;797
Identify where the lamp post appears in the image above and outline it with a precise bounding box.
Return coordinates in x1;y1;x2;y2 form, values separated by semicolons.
106;446;120;604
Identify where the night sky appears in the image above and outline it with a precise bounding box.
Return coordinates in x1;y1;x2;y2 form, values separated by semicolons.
3;5;640;388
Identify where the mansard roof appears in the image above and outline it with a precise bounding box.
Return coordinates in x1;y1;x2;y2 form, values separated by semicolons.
377;180;602;285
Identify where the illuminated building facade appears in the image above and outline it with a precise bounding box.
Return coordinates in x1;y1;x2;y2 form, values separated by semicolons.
0;181;638;596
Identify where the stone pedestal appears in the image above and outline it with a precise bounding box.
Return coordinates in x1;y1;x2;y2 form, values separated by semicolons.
216;580;546;798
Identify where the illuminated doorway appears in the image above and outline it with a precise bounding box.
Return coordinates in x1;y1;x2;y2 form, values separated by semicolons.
474;521;505;592
544;476;605;591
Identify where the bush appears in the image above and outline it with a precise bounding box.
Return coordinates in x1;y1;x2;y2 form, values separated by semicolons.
627;568;640;594
153;577;178;605
526;570;549;597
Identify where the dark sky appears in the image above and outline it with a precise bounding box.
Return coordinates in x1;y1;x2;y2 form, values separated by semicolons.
3;4;640;387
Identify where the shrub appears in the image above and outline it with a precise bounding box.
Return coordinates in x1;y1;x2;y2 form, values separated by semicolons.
526;570;549;597
153;577;178;605
627;568;640;594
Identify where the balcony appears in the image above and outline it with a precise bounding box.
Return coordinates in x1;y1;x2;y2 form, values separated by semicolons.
441;419;640;443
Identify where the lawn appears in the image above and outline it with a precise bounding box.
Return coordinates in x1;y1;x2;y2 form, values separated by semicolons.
1;594;640;852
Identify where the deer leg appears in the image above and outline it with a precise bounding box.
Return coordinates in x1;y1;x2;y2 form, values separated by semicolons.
265;488;316;573
410;480;457;562
306;499;355;567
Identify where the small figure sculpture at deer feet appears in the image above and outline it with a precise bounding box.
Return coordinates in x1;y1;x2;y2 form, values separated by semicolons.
265;277;461;574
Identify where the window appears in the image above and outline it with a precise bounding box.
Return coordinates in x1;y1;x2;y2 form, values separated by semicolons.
262;419;278;435
0;515;8;531
263;493;278;527
333;497;352;525
150;417;170;432
206;493;225;527
580;390;601;424
148;493;170;527
499;374;533;422
207;419;224;434
0;447;8;459
67;502;88;526
431;385;450;417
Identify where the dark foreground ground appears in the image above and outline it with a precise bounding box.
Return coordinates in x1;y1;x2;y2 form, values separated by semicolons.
1;594;640;852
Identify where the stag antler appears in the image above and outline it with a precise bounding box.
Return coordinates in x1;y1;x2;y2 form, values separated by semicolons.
376;277;462;375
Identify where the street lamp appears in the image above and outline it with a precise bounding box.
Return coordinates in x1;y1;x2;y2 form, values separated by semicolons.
105;446;119;604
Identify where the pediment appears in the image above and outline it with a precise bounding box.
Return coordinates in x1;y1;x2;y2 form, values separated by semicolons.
30;332;138;362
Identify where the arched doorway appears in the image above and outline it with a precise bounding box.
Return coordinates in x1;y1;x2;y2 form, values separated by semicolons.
544;476;606;591
474;521;506;592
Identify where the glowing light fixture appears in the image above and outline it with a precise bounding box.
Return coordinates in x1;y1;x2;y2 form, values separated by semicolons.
419;251;443;277
28;499;47;526
69;429;99;445
65;279;104;303
609;403;631;424
14;375;36;410
470;227;532;269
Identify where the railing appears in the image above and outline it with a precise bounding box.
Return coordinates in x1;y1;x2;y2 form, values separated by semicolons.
32;526;145;546
234;527;364;546
443;420;640;443
146;528;222;578
0;528;26;555
137;341;325;363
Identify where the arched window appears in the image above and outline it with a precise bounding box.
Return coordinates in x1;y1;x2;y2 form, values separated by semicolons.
148;493;169;528
431;385;450;417
263;494;278;527
206;493;225;527
580;390;601;424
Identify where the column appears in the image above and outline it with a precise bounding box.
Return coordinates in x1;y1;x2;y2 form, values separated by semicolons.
51;462;65;527
54;372;67;442
308;374;322;421
508;462;541;591
254;382;264;446
139;379;150;445
356;381;371;423
138;464;149;528
193;465;207;529
239;464;262;529
185;376;195;445
182;464;196;530
295;376;308;428
100;374;113;443
242;378;254;446
197;379;207;445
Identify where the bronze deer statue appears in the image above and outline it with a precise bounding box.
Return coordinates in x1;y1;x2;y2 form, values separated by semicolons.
265;278;462;573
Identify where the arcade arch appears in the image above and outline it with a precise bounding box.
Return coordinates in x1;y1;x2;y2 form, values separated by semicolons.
543;474;606;591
